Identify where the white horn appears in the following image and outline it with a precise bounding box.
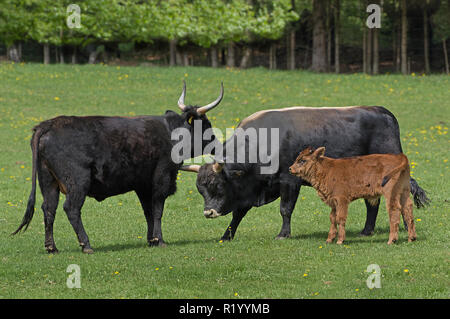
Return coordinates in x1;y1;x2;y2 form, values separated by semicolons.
180;165;201;173
177;81;187;111
196;82;224;115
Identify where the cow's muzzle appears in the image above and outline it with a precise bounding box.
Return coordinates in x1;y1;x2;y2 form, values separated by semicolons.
204;209;221;219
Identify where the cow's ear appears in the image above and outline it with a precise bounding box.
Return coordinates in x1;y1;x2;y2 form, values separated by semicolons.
313;147;326;159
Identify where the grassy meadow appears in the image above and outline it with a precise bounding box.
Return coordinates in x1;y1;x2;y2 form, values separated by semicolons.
0;63;448;299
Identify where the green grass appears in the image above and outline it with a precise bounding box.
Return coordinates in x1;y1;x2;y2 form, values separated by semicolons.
0;63;449;299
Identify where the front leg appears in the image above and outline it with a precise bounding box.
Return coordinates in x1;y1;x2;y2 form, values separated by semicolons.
149;197;167;247
136;190;155;246
336;200;349;245
221;207;250;241
326;207;337;243
276;182;301;240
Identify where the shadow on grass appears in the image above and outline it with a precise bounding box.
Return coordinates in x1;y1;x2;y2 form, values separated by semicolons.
291;225;420;244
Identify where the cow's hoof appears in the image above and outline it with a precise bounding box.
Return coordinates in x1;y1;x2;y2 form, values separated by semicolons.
148;238;167;247
336;240;344;245
46;247;59;254
82;247;94;254
275;234;290;240
326;239;334;244
359;229;374;237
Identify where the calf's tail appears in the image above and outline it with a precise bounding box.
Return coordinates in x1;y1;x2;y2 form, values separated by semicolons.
381;155;430;209
12;128;42;235
381;156;409;187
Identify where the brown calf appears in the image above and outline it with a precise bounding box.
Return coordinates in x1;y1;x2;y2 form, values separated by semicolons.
289;147;417;245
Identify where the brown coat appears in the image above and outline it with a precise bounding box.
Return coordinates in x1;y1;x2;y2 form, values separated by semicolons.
289;147;417;244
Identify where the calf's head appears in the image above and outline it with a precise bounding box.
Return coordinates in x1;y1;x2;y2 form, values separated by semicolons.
289;147;326;179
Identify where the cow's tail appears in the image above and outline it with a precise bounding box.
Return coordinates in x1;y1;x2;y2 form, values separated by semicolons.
12;128;42;235
410;177;430;209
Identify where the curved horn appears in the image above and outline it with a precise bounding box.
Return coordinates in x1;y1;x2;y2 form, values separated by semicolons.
196;82;224;115
177;80;187;111
180;165;200;173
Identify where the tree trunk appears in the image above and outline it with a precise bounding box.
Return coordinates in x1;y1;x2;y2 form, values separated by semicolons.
71;47;77;64
239;46;252;68
334;0;340;73
367;28;373;74
7;43;20;62
400;0;408;74
326;0;332;72
182;52;189;66
43;44;50;64
269;43;277;70
443;38;449;75
373;28;379;74
287;30;296;70
396;24;401;72
88;50;98;64
169;39;177;66
227;42;235;68
363;29;367;73
211;46;218;68
59;47;65;64
311;0;327;72
423;9;430;73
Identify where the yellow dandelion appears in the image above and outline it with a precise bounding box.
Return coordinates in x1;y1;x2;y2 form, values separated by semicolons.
54;97;60;101
404;269;409;273
303;273;308;277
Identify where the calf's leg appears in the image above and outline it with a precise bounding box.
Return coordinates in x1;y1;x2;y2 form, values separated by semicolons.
336;200;349;245
401;193;417;242
385;192;401;245
326;206;337;243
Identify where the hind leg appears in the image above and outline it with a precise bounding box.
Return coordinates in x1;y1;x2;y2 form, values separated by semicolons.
38;165;60;253
326;206;337;243
385;191;401;245
401;192;416;242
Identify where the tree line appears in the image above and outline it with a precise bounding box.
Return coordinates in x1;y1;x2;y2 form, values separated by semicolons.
0;0;449;74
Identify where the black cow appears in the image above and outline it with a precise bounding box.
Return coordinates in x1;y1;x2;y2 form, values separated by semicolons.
181;106;429;241
13;82;224;253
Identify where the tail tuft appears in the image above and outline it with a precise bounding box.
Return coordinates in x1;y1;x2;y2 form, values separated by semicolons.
410;178;430;209
11;193;35;235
